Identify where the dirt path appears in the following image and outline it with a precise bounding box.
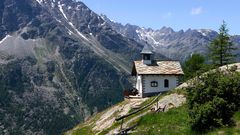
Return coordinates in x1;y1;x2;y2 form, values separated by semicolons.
93;98;148;134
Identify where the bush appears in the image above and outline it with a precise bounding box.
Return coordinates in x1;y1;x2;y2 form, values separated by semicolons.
187;69;240;132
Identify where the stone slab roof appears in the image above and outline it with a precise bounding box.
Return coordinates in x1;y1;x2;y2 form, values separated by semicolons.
132;60;184;75
140;44;153;54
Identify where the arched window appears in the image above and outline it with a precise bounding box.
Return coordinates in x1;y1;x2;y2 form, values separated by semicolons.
151;81;158;87
164;79;169;88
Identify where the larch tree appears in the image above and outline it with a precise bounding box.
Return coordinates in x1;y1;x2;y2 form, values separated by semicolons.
209;21;236;66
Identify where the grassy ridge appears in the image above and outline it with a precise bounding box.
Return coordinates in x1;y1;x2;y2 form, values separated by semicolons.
132;105;240;135
133;105;192;135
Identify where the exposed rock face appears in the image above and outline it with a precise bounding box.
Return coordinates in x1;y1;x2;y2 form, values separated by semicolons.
0;0;144;134
151;93;186;112
102;15;240;61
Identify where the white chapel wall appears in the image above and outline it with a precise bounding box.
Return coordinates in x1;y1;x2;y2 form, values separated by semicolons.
143;75;177;93
136;75;143;96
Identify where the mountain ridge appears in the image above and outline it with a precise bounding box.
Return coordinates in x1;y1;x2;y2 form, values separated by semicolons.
101;14;240;61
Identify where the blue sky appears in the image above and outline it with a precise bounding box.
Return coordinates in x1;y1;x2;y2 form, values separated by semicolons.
80;0;240;35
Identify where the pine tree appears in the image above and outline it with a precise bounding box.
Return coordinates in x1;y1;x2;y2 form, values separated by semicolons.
209;21;236;66
183;54;205;80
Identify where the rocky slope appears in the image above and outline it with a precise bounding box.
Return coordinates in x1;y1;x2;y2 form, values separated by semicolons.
102;15;240;61
65;92;186;135
0;0;144;134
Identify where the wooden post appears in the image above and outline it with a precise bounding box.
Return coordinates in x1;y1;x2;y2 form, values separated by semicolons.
120;118;124;130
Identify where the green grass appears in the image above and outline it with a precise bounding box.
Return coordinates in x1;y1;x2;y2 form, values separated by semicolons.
132;105;240;135
98;120;124;135
133;105;193;135
71;125;94;135
169;88;188;96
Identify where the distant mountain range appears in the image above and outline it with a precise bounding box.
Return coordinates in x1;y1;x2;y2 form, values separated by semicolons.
101;14;240;61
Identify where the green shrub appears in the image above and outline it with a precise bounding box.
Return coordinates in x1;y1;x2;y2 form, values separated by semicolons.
187;69;240;132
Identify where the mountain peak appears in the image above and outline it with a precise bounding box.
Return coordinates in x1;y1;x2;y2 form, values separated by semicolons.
158;26;174;34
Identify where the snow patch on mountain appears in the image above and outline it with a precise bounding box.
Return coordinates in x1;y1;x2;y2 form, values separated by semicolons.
100;22;106;26
197;29;214;36
35;0;43;4
136;29;165;46
57;1;89;41
58;2;68;20
68;30;73;35
51;2;55;8
76;5;81;10
55;18;62;23
69;22;89;41
0;35;12;45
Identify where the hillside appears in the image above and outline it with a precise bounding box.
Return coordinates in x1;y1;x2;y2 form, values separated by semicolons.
66;93;240;135
66;63;240;135
65;92;186;135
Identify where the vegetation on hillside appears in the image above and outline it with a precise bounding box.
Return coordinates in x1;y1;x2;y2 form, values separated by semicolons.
182;21;240;133
183;54;213;80
183;21;236;81
135;21;240;134
134;105;240;135
209;21;236;66
187;69;240;132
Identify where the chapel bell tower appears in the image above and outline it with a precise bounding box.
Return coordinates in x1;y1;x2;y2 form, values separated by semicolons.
141;44;154;65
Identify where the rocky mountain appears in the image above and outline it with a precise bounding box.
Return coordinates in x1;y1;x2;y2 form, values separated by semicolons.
102;15;240;61
0;0;144;134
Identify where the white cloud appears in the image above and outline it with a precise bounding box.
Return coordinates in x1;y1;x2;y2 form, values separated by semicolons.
162;12;172;19
191;7;203;15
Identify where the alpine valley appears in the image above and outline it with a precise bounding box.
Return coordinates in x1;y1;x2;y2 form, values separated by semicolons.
0;0;240;135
